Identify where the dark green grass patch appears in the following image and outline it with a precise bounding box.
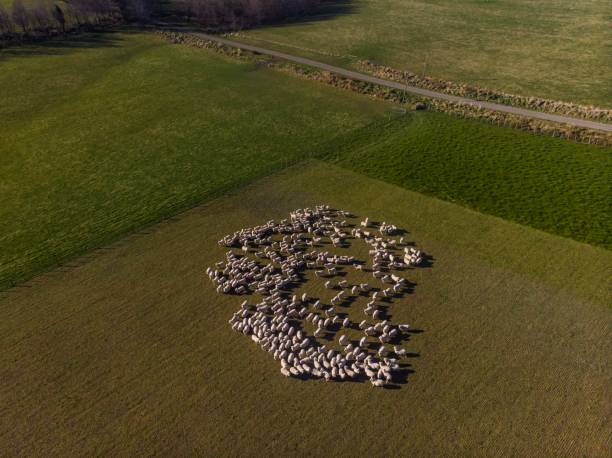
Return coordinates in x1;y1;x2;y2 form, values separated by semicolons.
321;112;612;249
0;31;389;289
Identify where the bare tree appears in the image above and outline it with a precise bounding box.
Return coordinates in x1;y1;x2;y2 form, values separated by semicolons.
2;0;321;42
182;0;322;31
89;0;116;24
30;3;53;35
0;4;16;35
129;0;153;22
52;4;66;33
11;0;30;33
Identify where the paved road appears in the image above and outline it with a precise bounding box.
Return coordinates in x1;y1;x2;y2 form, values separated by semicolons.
189;32;612;133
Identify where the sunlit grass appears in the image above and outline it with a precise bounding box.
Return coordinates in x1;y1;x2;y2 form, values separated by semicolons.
239;0;612;106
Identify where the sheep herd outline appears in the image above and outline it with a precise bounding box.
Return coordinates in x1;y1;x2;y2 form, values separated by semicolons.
206;205;433;388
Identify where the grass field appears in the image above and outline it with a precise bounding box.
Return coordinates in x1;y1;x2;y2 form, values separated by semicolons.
0;31;390;289
238;0;612;106
320;114;612;249
1;163;610;455
1;31;610;291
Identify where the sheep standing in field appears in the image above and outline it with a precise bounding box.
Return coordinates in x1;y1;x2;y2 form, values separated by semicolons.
208;205;427;387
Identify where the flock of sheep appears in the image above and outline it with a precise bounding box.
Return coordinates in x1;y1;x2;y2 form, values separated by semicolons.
206;205;424;387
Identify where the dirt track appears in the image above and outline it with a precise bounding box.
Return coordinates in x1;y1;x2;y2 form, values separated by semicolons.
190;32;612;133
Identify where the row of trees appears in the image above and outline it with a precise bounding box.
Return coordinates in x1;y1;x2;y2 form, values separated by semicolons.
0;0;154;40
177;0;323;30
0;0;326;43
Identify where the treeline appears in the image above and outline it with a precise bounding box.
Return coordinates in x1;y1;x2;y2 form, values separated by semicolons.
176;0;323;31
0;0;154;43
0;0;327;44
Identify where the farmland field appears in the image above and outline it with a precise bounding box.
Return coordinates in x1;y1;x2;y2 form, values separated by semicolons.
1;163;610;455
238;0;612;106
2;1;611;455
1;31;610;291
0;31;390;289
321;114;612;249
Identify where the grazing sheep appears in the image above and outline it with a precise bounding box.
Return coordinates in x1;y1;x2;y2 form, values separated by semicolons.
210;205;421;386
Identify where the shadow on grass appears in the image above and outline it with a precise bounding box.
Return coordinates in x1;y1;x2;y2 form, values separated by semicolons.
269;0;358;28
160;0;358;33
0;29;132;61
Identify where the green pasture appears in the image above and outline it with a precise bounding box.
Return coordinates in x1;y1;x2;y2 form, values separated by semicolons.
0;31;389;288
1;31;610;290
1;28;610;456
1;163;609;455
320;113;611;249
238;0;612;106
